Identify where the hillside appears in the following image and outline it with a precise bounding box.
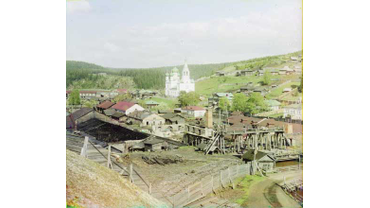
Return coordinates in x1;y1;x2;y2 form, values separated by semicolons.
66;50;302;91
66;61;104;71
66;150;166;207
66;60;230;90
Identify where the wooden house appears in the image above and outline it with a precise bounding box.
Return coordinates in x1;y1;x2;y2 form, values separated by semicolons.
66;107;94;130
145;100;160;108
128;111;165;127
215;71;226;76
96;100;114;112
240;69;255;76
111;101;144;115
256;69;264;76
182;106;206;118
162;113;186;125
143;138;168;152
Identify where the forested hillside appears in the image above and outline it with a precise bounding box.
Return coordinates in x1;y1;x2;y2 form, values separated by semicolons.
111;63;230;89
66;61;104;71
66;61;230;89
66;51;302;90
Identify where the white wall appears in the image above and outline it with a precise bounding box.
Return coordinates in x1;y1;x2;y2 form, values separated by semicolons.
126;104;145;115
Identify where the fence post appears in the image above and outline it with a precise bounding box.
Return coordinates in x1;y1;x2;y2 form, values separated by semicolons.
173;194;175;208
228;167;234;189
129;163;133;183
149;183;151;194
107;145;112;169
211;175;215;193
201;179;204;196
80;136;89;158
220;171;223;188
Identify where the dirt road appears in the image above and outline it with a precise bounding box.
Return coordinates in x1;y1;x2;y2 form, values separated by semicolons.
246;170;302;208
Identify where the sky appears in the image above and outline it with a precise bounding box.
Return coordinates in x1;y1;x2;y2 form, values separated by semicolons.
67;0;302;68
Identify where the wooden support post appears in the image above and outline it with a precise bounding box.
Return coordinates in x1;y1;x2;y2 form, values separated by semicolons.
211;175;215;193
107;145;113;169
187;186;190;201
129;163;133;183
80;136;89;158
172;194;175;208
228;167;234;189
220;171;223;188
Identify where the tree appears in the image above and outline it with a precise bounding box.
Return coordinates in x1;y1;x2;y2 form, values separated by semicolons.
232;93;248;112
219;97;231;111
178;91;200;107
68;89;80;105
262;70;271;85
245;93;268;115
113;93;132;103
298;76;303;93
83;99;98;108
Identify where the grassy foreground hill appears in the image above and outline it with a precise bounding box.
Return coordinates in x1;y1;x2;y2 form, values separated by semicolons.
66;150;166;207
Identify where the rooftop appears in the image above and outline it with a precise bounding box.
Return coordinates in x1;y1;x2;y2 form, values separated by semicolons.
97;101;114;109
242;149;275;161
284;104;302;109
111;111;125;118
143;138;165;145
265;100;281;106
111;101;136;112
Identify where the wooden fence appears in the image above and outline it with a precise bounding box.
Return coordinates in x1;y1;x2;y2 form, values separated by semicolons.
75;135;153;195
168;162;254;207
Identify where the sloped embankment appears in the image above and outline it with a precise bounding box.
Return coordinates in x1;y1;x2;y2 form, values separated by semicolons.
66;150;166;207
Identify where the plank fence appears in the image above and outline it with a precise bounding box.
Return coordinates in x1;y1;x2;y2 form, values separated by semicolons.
275;165;303;172
169;162;254;207
67;134;153;195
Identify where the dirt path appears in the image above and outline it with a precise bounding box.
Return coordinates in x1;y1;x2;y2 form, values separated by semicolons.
246;171;302;208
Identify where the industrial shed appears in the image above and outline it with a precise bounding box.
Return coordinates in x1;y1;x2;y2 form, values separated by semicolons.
242;149;276;172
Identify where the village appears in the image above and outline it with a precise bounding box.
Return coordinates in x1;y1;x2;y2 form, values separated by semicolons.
66;54;303;207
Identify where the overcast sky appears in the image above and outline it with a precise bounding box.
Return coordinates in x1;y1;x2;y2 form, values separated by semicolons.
67;0;302;68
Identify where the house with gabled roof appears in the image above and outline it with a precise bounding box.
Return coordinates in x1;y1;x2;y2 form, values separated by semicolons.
162;113;186;125
145;100;160;108
66;107;94;130
182;106;206;118
128;111;165;127
96;100;114;112
111;101;144;115
265;100;282;111
283;104;302;120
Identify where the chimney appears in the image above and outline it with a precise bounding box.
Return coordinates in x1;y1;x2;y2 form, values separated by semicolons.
206;108;213;128
285;123;293;134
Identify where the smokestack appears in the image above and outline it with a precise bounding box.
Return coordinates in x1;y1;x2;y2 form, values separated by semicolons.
206;108;213;128
285;123;293;134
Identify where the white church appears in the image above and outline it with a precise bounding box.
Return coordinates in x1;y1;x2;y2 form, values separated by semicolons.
165;61;195;97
